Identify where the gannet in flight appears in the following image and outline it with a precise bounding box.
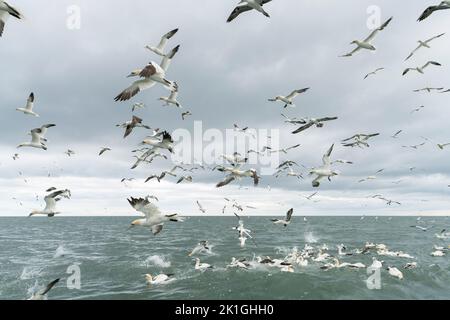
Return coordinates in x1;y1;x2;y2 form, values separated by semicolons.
116;115;151;138
227;0;272;23
418;1;450;21
270;144;301;154
181;111;192;120
341;133;379;148
17;125;55;150
131;102;146;112
0;1;23;37
271;208;294;227
281;113;307;125
403;61;442;76
145;28;178;56
405;33;445;60
438;143;450;149
28;279;60;300
128;45;180;78
159;87;182;108
413;87;444;93
309;144;338;188
64;149;75;157
364;68;385;79
145;273;174;285
291;117;338;134
341;17;393;57
127;197;184;235
16;93;39;117
99;147;111;156
188;241;211;256
268;88;310;108
29;189;71;217
215;165;259;188
141;131;174;153
196;201;206;214
115;61;177;102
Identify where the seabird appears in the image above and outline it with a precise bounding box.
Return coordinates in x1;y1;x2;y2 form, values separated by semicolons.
188;241;211;256
115;61;177;102
404;262;417;269
270;144;301;154
271;208;294;227
341;17;393;57
227;257;250;269
406;33;445;60
268;88;310;108
145;28;178;56
364;68;385;79
292;117;338;134
391;130;403;138
64;149;75;157
309;144;338;187
145;273;174;285
181;111;192;120
16;93;39;117
29;189;71;217
194;258;212;271
387;267;403;280
403;61;442;76
215;166;259;188
341;133;379;148
281;113;307;125
437;143;450;149
414;87;444;93
27;279;60;300
418;1;450;21
176;175;192;184
0;0;23;37
17;125;56;150
99;147;111;156
141;131;174;153
227;0;272;23
196;201;206;214
131;102;146;112
159;87;182;108
127;197;184;235
117;115;150;138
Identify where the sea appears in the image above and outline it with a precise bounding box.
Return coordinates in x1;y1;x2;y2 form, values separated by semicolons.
0;216;448;300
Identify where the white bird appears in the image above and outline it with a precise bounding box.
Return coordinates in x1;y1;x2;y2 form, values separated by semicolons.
16;93;39;117
141;131;174;153
431;250;445;257
403;61;442;76
405;33;445;60
291;117;338;134
188;241;211;257
387;267;403;280
310;144;338;188
116;115;151;138
145;28;178;56
342;133;380;148
29;189;71;217
268;88;310;108
370;257;383;269
145;273;174;285
341;17;393;57
364;67;385;79
271;208;294;227
194;258;212;271
159;87;182;108
227;0;272;23
128;197;184;235
115;61;176;102
216;166;259;188
28;279;59;300
437;143;450;150
0;0;23;37
228;257;250;269
17;125;55;150
64;149;75;157
196;201;206;214
418;1;450;21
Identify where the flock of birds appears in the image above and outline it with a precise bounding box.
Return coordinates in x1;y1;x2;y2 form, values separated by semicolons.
1;0;450;299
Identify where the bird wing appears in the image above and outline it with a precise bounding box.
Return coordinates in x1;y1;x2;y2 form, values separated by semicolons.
292;121;314;134
26;92;34;110
160;45;180;71
127;197;161;220
402;68;413;76
151;224;164;235
342;134;359;142
318;116;338;123
364;16;393;42
286;88;309;99
422;61;441;69
156;28;178;51
322;144;334;166
418;5;439;21
139;63;158;78
227;2;255;22
341;46;361;57
216;175;236;188
405;44;421;61
425;32;445;43
43;196;57;212
38;278;60;296
114;79;155;102
286;208;293;221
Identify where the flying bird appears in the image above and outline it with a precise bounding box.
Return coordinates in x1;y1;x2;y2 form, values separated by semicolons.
418;1;450;21
196;201;206;214
271;208;294;227
391;130;403;138
310;144;338;188
413;87;444;93
28;279;60;300
268;88;310;108
141;131;174;153
99;147;111;156
405;33;445;60
292;117;338;134
403;61;442;76
159;87;182;108
17;125;55;150
341;17;393;57
145;28;179;56
227;0;272;23
342;133;380;148
0;0;23;37
16;93;39;117
29;189;71;217
216;166;259;188
364;68;384;79
181;111;192;120
117;116;150;138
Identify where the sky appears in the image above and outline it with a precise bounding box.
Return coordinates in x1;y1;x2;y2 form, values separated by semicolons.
1;0;450;217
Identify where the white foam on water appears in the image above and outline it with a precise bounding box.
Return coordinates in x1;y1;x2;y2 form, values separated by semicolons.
144;255;171;268
304;231;319;243
53;244;72;258
20;266;43;280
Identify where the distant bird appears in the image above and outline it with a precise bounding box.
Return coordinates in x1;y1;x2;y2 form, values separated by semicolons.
216;166;259;188
16;93;39;117
342;133;379;148
12;153;19;160
410;106;425;114
181;111;192;120
131;102;146;112
28;279;60;300
17;125;55;150
281;113;307;125
115;61;177;101
159;87;182;108
391;130;403;138
358;176;377;183
271;208;293;227
268;88;310;108
194;258;212;271
310;144;338;187
99;147;111;156
0;0;23;37
188;241;211;256
332;159;353;165
196;201;206;213
437;143;450;150
386;267;403;280
145;28;178;56
304;192;318;200
411;225;429;232
64;149;75;157
177;175;192;184
292;117;338;134
414;87;444;93
364;68;384;79
227;0;272;23
145;273;174;285
418;1;450;21
29;189;71;217
270;144;301;154
127;197;183;235
403;61;442;76
406;33;445;60
117;116;150;138
402;142;426;150
341;17;393;57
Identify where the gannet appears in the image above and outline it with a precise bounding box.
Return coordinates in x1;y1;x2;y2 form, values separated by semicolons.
196;201;206;214
364;68;385;79
16;93;39;117
129;45;180;77
292;117;338;134
435;229;450;239
177;175;192;184
188;241;211;256
406;33;445;60
414;87;444;93
268;88;310;108
387;267;403;280
17;125;55;150
341;133;379;148
227;257;250;269
270;144;301;154
145;28;178;56
437;143;450;149
0;0;23;37
131;102;146;112
141;131;174;153
116;115;151;138
281;113;307;125
410;105;425;114
181;111;192;120
216;165;259;187
309;144;338;187
391;130;403;138
27;279;59;300
418;1;450;21
99;147;111;156
29;189;71;217
271;208;293;227
403;61;442;76
431;250;445;257
341;17;393;57
115;61;176;101
159;86;182;108
194;258;212;271
128;197;184;235
64;149;75;157
145;273;174;285
227;0;272;23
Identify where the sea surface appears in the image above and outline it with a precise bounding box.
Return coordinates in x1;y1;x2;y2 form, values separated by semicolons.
0;216;449;300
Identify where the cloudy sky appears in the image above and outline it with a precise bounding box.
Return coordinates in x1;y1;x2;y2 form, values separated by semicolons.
1;0;450;217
